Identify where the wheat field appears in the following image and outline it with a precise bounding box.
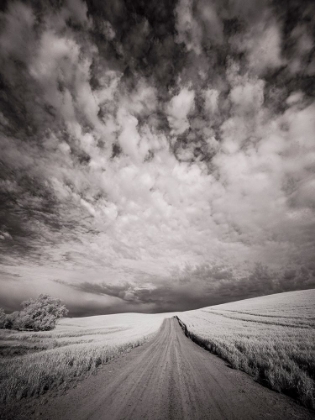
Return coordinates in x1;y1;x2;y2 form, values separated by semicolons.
178;289;315;409
2;290;315;409
0;312;169;402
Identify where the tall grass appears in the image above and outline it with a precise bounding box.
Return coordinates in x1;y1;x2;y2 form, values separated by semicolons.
0;338;148;402
0;312;168;402
178;289;315;410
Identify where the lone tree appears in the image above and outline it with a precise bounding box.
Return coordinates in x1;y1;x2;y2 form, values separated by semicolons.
18;294;68;331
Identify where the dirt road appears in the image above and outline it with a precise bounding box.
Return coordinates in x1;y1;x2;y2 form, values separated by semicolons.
7;318;315;420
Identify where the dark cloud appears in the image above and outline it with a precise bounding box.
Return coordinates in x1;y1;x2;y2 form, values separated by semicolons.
88;0;185;87
0;0;315;315
56;263;315;314
69;280;134;300
0;270;20;280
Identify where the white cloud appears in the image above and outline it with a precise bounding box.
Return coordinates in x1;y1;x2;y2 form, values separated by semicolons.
232;18;284;74
0;231;12;240
286;91;304;106
204;89;219;115
230;79;265;113
1;0;315;313
166;88;195;135
117;110;142;162
249;24;283;73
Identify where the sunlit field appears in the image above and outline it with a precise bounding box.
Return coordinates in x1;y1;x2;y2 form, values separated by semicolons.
0;312;170;402
2;290;315;411
178;289;315;409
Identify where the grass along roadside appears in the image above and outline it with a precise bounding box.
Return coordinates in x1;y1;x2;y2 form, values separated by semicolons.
0;336;149;402
0;313;168;403
177;290;315;410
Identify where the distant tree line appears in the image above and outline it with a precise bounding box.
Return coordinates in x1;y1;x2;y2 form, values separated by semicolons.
0;294;68;331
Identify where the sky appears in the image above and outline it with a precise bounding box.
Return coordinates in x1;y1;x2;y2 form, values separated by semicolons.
0;0;315;316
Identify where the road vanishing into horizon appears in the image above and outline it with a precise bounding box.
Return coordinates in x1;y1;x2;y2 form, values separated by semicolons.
6;318;315;420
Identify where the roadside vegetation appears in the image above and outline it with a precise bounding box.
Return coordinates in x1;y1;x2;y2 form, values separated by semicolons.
0;313;167;402
178;289;315;410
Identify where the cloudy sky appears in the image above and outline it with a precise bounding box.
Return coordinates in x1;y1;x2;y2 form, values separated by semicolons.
0;0;315;315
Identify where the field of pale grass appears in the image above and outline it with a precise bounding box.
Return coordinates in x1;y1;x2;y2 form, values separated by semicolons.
178;289;315;409
0;312;169;402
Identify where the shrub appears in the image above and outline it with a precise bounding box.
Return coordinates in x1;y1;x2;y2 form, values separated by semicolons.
3;311;21;330
18;294;68;331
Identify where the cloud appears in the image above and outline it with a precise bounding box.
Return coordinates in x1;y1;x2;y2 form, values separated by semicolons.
230;79;265;114
68;280;134;301
238;20;284;74
204;89;219;115
0;0;315;314
55;261;315;313
0;2;36;62
175;0;223;55
175;0;203;55
286;91;304;106
166;88;195;135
